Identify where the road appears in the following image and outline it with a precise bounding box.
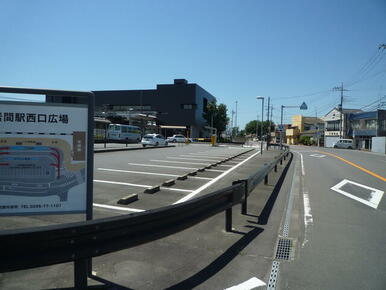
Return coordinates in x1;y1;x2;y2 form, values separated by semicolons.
277;146;386;290
0;144;385;289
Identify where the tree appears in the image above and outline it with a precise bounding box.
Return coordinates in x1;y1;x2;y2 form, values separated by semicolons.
203;101;229;137
216;104;228;135
245;120;271;135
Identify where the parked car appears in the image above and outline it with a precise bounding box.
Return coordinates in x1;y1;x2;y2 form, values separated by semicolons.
141;134;168;147
333;139;354;149
167;134;188;143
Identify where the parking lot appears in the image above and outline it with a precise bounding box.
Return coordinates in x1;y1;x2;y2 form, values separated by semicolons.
93;143;262;215
0;143;282;230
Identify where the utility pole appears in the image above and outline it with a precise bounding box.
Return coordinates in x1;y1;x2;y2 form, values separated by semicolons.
267;97;270;149
235;101;238;130
315;107;319;147
280;105;284;148
340;83;343;139
256;97;264;154
270;105;273;143
230;110;235;137
333;83;348;139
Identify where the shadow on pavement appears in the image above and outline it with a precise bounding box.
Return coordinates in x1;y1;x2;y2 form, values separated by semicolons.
257;152;293;225
165;226;264;290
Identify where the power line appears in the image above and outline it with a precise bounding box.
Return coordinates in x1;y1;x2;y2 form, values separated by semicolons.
346;68;386;88
360;95;386;110
346;44;386;87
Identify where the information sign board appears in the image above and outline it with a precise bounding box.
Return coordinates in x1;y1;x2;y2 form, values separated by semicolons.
0;102;88;215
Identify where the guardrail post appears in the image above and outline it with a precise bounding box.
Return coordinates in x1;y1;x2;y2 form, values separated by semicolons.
225;208;232;232
233;180;248;215
74;259;88;289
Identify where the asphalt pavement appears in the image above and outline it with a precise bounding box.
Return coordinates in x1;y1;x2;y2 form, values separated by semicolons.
277;146;386;290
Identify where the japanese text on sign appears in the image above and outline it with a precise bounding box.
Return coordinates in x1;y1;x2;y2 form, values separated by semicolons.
0;113;69;124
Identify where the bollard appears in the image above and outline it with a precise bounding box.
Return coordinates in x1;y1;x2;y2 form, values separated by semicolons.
280;158;283;165
225;208;232;232
274;164;277;172
264;174;268;185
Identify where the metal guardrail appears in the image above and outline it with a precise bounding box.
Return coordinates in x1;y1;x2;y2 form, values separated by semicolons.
0;145;290;288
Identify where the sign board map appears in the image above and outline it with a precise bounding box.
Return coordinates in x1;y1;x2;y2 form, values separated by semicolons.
0;102;88;215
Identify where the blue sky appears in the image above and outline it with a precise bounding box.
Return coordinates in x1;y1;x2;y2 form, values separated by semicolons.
1;0;385;128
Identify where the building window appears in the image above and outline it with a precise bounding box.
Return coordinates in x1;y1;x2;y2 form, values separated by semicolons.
380;120;386;131
181;104;196;110
365;119;377;130
326;120;340;131
351;120;360;130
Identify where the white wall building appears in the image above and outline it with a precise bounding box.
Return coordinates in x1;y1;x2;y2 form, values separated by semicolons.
323;107;362;147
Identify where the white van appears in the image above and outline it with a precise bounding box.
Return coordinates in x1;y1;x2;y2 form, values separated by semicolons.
333;139;354;149
108;124;141;142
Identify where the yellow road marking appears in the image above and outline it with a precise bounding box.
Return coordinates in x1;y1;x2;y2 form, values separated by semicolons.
316;150;386;182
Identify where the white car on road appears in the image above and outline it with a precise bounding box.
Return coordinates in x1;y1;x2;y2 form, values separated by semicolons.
333;139;354;149
167;134;188;143
141;134;168;147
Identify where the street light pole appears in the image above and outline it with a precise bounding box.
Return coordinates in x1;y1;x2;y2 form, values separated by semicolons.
280;102;308;148
257;97;264;155
280;105;284;148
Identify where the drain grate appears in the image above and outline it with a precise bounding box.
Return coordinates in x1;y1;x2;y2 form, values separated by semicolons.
275;238;292;260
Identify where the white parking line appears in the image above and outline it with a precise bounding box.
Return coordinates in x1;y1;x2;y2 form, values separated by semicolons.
150;159;209;166
127;163;225;172
127;163;199;170
174;150;261;204
168;157;223;162
94;179;150;188
94;179;193;193
188;153;232;158
93;203;145;212
179;154;224;160
97;168;213;180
